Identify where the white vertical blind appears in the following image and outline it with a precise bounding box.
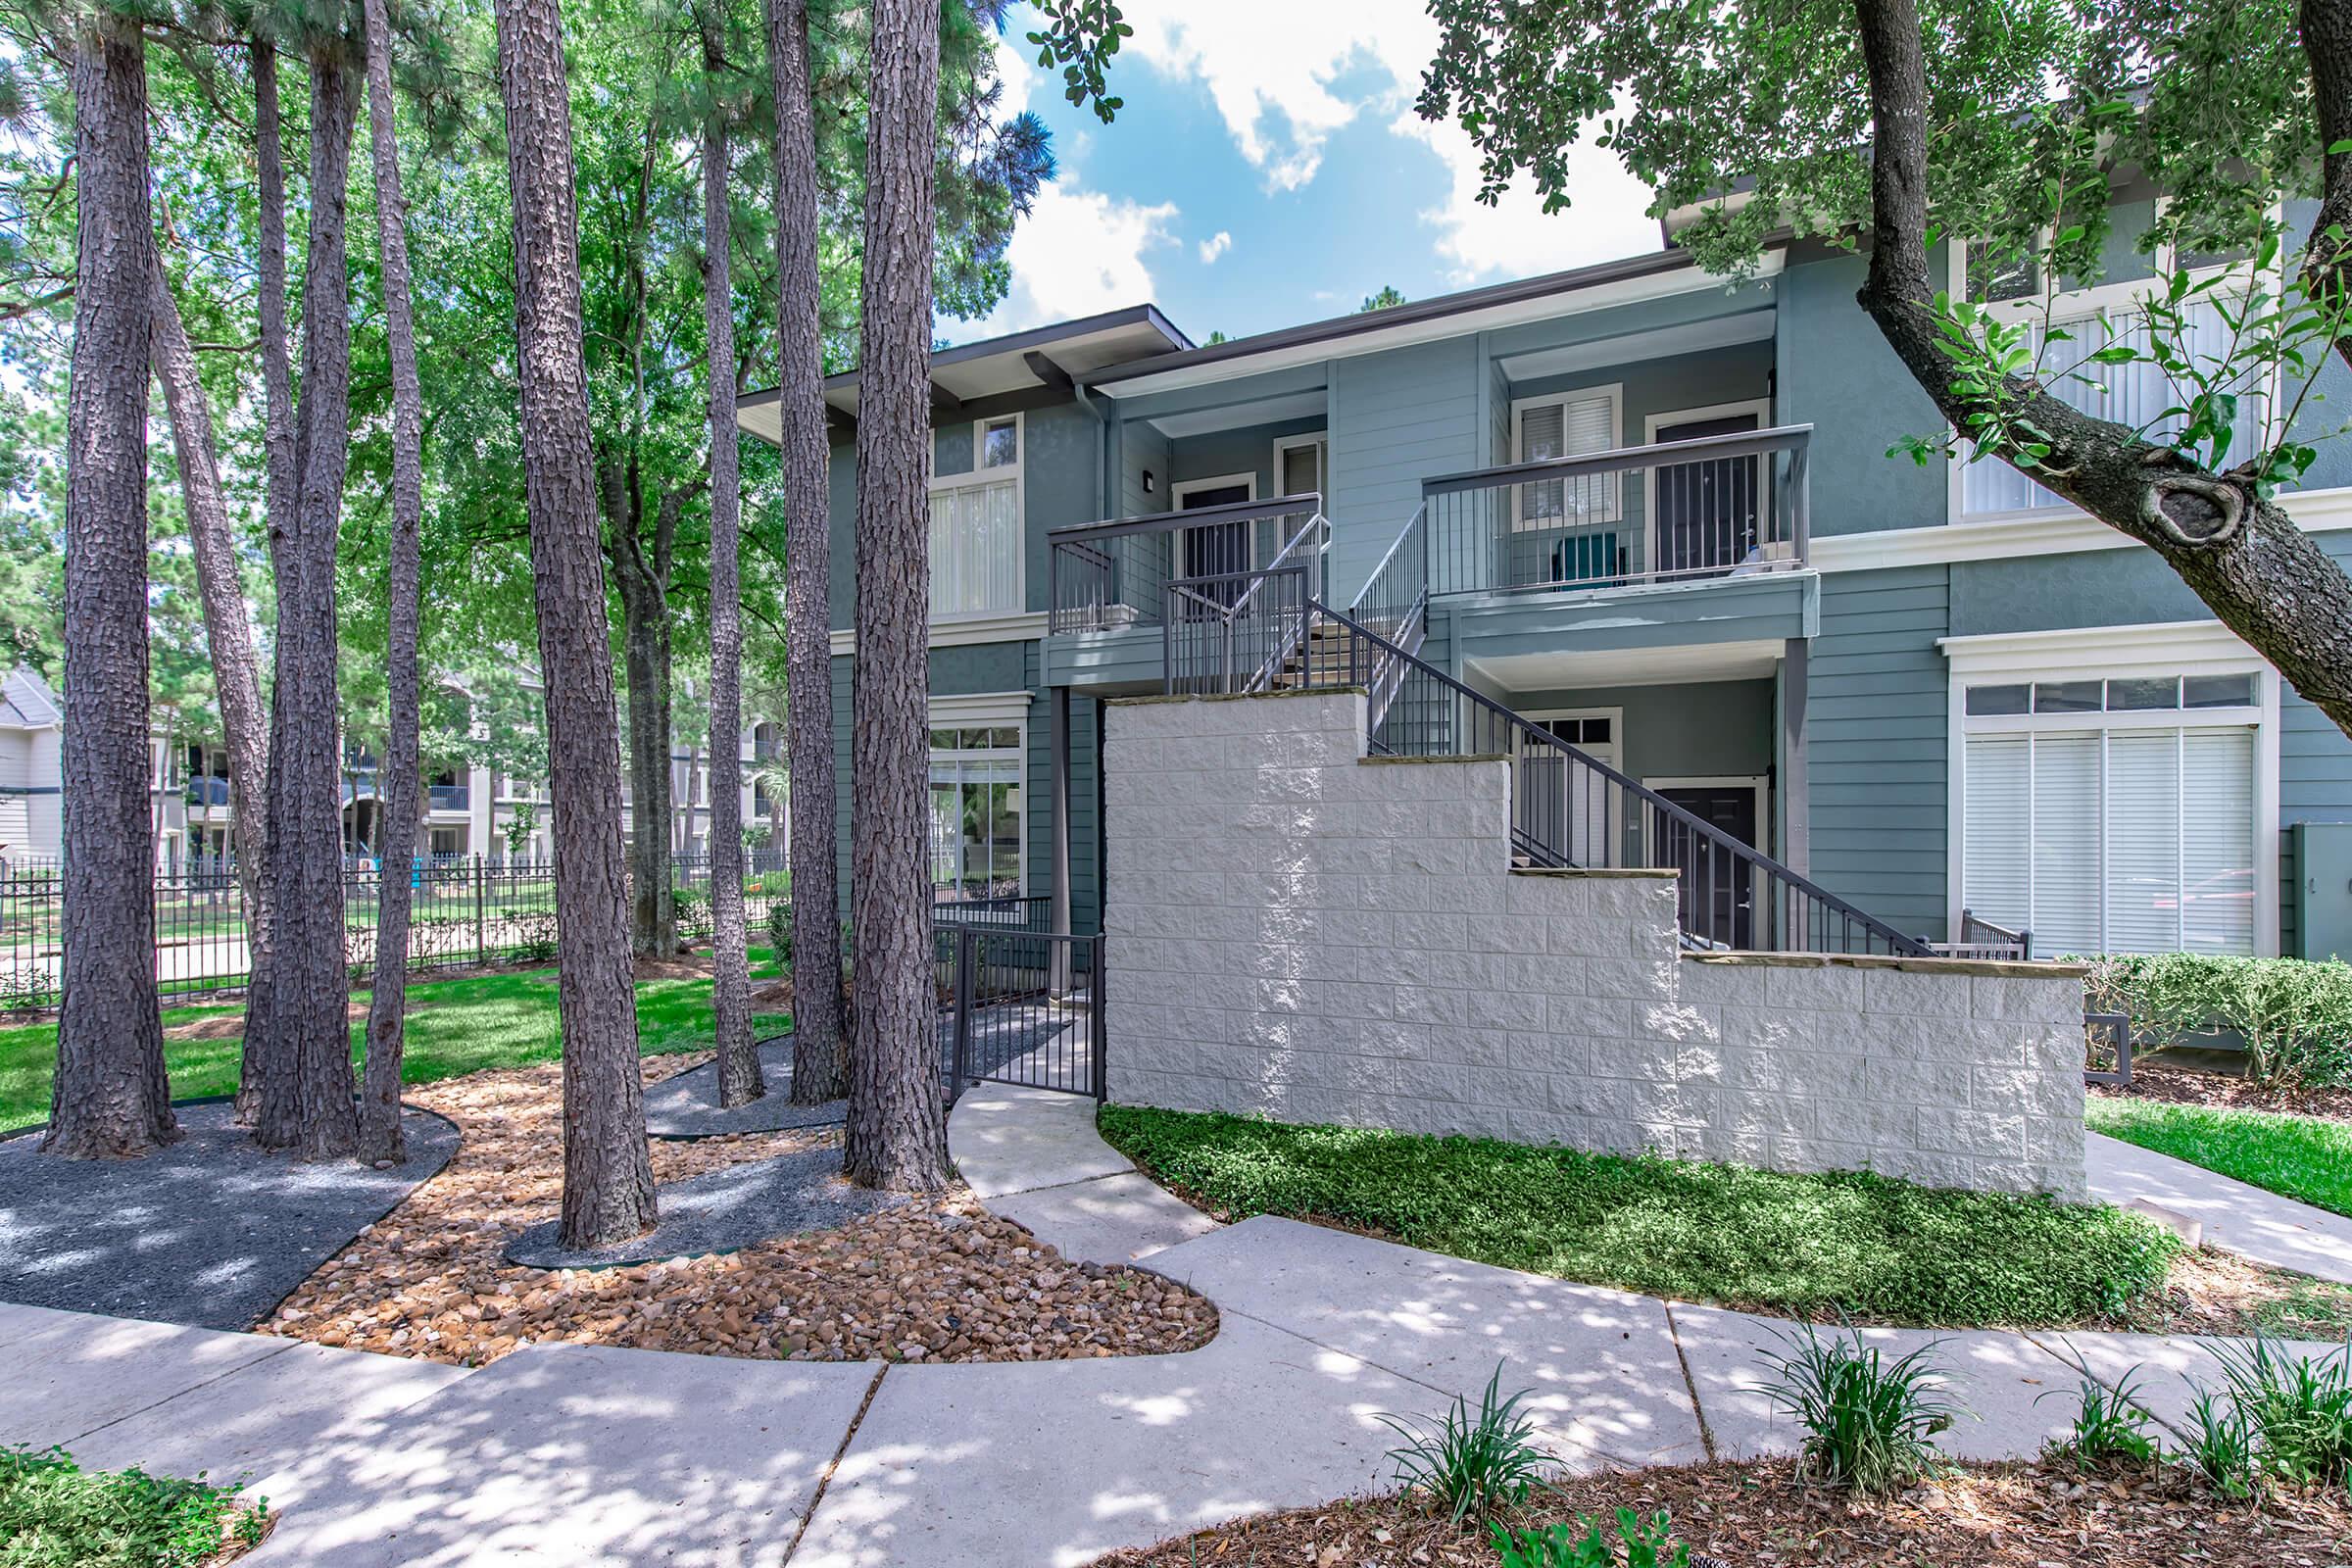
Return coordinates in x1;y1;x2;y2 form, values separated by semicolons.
1516;394;1620;528
929;477;1019;616
1963;723;2256;954
1961;298;2269;516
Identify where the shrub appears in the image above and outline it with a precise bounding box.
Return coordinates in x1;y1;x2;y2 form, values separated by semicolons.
767;898;791;959
1378;1364;1552;1526
2075;952;2352;1086
2040;1368;2160;1471
671;888;712;942
1758;1323;1958;1494
1491;1508;1690;1567
0;963;56;1013
2208;1331;2352;1490
0;1444;264;1568
503;907;559;963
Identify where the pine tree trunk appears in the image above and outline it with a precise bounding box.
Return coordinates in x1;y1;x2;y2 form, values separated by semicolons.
764;0;845;1104
358;0;425;1166
237;35;295;1126
845;0;947;1191
494;0;658;1250
47;8;175;1159
254;42;361;1161
148;266;270;1028
613;532;677;955
698;34;760;1107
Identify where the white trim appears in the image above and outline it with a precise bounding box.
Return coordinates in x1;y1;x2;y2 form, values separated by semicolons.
1271;431;1328;501
1495;310;1776;382
1642;398;1772;573
1519;705;1625;763
926;690;1036;728
1092;254;1786;398
1811;484;2352;573
828;611;1050;658
1939;620;2278;956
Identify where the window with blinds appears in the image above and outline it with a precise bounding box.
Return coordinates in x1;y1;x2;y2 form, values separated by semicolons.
1960;680;2258;955
1960;297;2269;517
1514;392;1621;531
928;477;1020;616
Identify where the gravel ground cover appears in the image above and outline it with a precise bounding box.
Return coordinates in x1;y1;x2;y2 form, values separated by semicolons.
264;1056;1215;1365
0;1102;458;1330
641;1039;844;1137
504;1143;912;1267
1087;1458;2352;1567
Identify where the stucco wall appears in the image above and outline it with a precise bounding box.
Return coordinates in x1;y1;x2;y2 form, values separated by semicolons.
1102;689;2085;1199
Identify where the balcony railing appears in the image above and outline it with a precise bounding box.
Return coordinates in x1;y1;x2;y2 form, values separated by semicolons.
427;783;470;812
183;777;231;808
1423;423;1812;598
1048;493;1325;634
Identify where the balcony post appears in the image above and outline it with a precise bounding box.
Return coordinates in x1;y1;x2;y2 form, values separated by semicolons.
1049;683;1073;991
1790;436;1811;564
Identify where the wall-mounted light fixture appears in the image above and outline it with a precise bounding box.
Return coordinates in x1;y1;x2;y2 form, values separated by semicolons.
1142;469;1155;494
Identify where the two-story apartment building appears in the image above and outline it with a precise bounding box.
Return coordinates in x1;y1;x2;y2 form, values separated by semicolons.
742;185;2352;959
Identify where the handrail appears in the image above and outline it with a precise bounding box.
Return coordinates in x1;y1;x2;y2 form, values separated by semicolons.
1348;502;1425;616
1300;596;1932;956
1224;511;1327;621
1421;424;1814;496
1047;491;1325;541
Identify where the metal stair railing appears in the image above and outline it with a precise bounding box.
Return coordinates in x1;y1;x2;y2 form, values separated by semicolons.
1163;511;1328;696
1293;597;1932;957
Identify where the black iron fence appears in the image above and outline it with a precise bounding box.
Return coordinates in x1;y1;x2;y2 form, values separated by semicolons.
941;924;1104;1102
0;850;800;1011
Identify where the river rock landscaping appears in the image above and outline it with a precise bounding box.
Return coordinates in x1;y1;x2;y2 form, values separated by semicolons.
263;1055;1215;1365
1084;1456;2352;1568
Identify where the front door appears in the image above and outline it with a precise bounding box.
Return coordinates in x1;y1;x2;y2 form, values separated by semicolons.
1653;413;1762;577
1655;784;1759;949
1177;480;1254;611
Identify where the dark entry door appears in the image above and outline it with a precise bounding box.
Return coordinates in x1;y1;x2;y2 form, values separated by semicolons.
1179;482;1253;610
1656;784;1758;949
1653;412;1762;577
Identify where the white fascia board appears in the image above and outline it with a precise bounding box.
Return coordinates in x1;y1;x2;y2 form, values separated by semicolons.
1814;486;2352;572
828;611;1049;658
1091;254;1786;400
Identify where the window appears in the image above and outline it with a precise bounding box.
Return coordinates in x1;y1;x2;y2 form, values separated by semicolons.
929;725;1021;900
1512;389;1622;530
930;416;1022;617
1959;673;2260;955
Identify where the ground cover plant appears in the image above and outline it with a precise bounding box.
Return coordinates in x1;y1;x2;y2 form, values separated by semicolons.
0;1444;266;1567
1098;1107;2181;1328
2086;1098;2352;1219
0;950;788;1131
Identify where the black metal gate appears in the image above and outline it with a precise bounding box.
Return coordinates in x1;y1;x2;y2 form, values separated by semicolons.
939;922;1104;1103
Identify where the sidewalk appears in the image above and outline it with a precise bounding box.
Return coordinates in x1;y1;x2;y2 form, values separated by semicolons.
2087;1130;2352;1285
2;1094;2345;1566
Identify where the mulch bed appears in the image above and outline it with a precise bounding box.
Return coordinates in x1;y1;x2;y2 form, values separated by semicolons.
262;1055;1215;1366
2112;1245;2352;1341
2097;1061;2352;1124
1088;1458;2352;1567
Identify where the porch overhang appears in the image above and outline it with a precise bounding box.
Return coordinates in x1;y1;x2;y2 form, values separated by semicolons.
1440;569;1818;690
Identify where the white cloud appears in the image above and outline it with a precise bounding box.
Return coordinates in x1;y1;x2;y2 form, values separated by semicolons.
1198;230;1233;265
1396;115;1661;284
956;184;1181;340
1108;0;1657;280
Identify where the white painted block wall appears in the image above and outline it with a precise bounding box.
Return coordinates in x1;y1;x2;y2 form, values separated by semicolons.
1102;689;2086;1200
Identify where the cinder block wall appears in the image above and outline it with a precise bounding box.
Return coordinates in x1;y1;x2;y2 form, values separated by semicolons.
1102;689;2086;1200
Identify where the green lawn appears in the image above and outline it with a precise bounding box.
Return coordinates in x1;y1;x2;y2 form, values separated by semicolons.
0;947;789;1131
1099;1105;2182;1329
2087;1097;2352;1219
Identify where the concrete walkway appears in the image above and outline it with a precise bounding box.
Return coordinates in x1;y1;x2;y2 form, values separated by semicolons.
2087;1130;2352;1284
5;1093;2349;1566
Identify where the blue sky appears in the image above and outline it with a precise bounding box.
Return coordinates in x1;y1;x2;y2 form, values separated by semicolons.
946;2;1664;347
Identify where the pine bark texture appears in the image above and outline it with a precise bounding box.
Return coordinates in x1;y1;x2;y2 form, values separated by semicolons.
254;43;360;1161
494;0;659;1249
609;484;677;957
764;0;845;1103
47;8;175;1159
699;40;761;1108
237;36;294;1125
1849;0;2352;740
845;0;948;1191
148;268;270;1037
359;0;426;1165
